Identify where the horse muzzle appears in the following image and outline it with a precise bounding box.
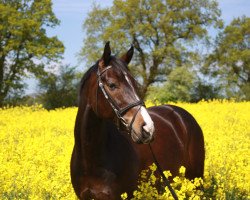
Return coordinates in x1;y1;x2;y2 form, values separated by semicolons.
131;121;155;144
123;106;154;144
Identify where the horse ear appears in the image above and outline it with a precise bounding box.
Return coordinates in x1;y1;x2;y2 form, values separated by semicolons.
120;45;134;65
101;41;111;66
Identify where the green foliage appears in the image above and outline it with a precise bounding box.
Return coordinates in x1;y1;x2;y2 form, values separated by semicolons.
147;67;196;102
80;0;222;98
37;65;80;109
191;79;223;102
147;66;223;103
0;0;64;106
205;16;250;100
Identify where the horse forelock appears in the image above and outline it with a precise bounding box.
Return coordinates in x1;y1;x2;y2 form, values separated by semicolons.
110;57;128;72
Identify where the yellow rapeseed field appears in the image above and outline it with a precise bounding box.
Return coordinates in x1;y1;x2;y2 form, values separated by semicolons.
0;101;249;199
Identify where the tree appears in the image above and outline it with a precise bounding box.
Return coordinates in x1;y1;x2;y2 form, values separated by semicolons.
0;0;64;106
205;16;250;100
38;65;80;109
80;0;222;99
147;66;196;102
190;78;223;102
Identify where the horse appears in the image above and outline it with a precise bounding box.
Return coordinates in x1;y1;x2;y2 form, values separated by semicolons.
70;42;205;200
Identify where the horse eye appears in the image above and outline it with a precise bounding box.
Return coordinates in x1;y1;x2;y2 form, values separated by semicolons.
108;83;116;90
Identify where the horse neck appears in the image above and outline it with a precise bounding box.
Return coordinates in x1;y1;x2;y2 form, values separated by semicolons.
74;97;109;165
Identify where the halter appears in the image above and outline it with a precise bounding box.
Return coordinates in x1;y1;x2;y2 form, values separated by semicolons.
96;65;145;133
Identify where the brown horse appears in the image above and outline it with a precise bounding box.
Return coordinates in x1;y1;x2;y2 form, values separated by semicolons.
70;42;205;200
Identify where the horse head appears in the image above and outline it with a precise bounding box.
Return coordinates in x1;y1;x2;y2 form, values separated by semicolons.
90;42;155;144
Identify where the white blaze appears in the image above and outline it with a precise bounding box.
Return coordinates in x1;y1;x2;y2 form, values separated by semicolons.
140;107;155;135
125;74;140;101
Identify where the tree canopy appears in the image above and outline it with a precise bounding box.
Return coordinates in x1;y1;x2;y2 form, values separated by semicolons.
0;0;64;106
80;0;222;99
147;66;196;102
205;16;250;100
37;65;80;109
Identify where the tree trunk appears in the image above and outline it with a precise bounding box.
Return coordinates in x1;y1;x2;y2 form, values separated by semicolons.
140;84;148;100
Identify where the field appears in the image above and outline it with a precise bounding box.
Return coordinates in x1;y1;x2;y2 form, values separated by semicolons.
0;101;249;199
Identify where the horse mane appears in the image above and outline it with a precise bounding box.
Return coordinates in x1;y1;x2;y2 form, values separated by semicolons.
79;62;98;95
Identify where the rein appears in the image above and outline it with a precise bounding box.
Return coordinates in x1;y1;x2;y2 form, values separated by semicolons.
149;143;179;200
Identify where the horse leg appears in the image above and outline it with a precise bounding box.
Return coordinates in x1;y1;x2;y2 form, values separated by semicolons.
185;128;205;179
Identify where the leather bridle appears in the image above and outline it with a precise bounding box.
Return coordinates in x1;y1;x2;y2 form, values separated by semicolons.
96;65;145;133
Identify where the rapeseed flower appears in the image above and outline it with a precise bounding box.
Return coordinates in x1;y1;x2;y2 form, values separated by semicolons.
0;101;249;199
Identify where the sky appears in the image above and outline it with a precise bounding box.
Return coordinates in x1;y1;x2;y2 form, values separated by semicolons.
47;0;113;67
26;0;250;93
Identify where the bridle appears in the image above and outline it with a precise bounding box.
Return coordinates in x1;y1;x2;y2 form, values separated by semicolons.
96;65;145;133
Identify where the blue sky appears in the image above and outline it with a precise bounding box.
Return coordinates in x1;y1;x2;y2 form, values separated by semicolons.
47;0;113;67
27;0;250;93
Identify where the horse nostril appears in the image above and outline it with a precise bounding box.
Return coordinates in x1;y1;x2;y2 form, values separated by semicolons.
141;127;153;144
140;123;147;134
142;126;151;138
141;122;146;130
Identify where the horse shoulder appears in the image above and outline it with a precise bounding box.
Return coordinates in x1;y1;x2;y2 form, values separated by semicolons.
147;105;188;145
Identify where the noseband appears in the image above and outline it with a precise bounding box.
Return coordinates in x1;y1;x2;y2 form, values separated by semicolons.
96;65;144;133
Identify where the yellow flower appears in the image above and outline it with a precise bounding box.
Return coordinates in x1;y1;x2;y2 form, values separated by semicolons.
179;166;186;176
121;193;128;200
0;101;249;199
